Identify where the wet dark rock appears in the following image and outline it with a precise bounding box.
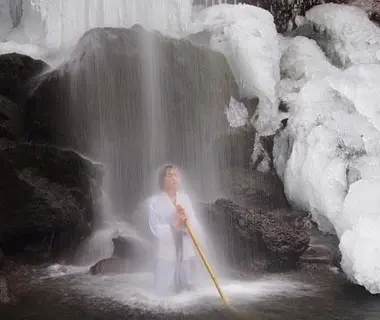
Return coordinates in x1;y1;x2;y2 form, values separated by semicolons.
87;235;154;276
241;97;259;120
0;53;48;105
0;274;13;304
299;225;341;272
370;11;380;25
269;208;312;230
185;30;213;48
89;258;130;275
89;255;150;275
0;248;3;270
0;143;104;263
201;199;310;272
112;236;153;265
219;167;289;210
212;128;255;170
0;95;23;141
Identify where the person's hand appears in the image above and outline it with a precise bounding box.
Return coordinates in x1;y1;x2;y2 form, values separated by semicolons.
174;204;188;228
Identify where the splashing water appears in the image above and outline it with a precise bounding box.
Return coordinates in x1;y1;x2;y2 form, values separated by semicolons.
42;266;316;313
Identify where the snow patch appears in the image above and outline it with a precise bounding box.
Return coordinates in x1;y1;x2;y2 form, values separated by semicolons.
305;3;380;67
275;32;380;292
189;3;281;135
224;96;249;128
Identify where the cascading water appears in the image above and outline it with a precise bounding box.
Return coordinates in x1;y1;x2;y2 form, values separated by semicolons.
15;0;242;272
5;0;194;49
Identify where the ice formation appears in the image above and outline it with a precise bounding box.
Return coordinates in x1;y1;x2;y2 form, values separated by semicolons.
224;96;249;128
275;8;380;292
189;4;281;135
305;3;380;67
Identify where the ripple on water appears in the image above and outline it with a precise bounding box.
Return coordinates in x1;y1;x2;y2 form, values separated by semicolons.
40;264;317;313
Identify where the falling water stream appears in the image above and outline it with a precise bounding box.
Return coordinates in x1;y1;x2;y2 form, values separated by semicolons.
16;0;242;281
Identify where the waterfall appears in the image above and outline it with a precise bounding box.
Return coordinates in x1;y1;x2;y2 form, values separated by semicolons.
6;0;240;266
4;0;195;49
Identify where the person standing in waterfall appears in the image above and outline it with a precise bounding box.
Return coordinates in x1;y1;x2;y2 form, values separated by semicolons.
148;164;198;296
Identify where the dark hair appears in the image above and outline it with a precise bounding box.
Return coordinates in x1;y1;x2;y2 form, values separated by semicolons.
158;164;175;190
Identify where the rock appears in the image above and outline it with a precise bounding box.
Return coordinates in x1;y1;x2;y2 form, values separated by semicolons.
219;167;289;210
0;248;3;269
201;199;310;272
211;128;255;170
0;143;104;263
0;95;23;141
299;225;341;271
0;53;48;105
112;236;153;265
88;233;154;275
269;208;312;230
0;275;13;304
26;25;238;213
89;257;139;275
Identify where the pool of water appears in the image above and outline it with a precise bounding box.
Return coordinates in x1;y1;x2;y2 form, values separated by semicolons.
1;265;379;320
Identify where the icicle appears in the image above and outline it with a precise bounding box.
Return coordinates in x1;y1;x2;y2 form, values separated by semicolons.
17;0;194;49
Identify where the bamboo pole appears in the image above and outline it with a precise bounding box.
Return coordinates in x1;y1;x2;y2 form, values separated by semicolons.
185;222;229;306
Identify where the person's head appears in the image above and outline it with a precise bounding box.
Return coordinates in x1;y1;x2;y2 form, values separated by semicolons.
158;164;180;192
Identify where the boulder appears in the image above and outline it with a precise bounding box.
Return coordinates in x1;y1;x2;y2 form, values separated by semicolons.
89;256;150;275
0;143;104;263
299;223;341;272
0;95;23;141
201;199;310;272
0;275;13;304
0;53;48;105
89;258;129;275
112;236;152;263
0;248;3;269
88;234;154;275
219;167;289;210
26;25;239;214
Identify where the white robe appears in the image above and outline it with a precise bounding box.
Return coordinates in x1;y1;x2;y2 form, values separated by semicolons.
148;191;199;295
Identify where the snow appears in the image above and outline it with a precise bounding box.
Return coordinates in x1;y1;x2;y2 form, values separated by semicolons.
340;178;380;294
224;96;249;128
189;3;281;135
277;36;339;110
275;28;380;292
305;3;380;67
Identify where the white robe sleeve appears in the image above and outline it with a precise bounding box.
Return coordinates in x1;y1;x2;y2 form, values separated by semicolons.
148;200;173;239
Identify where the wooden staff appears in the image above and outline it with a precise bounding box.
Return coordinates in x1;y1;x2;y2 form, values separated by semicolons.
185;221;229;306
